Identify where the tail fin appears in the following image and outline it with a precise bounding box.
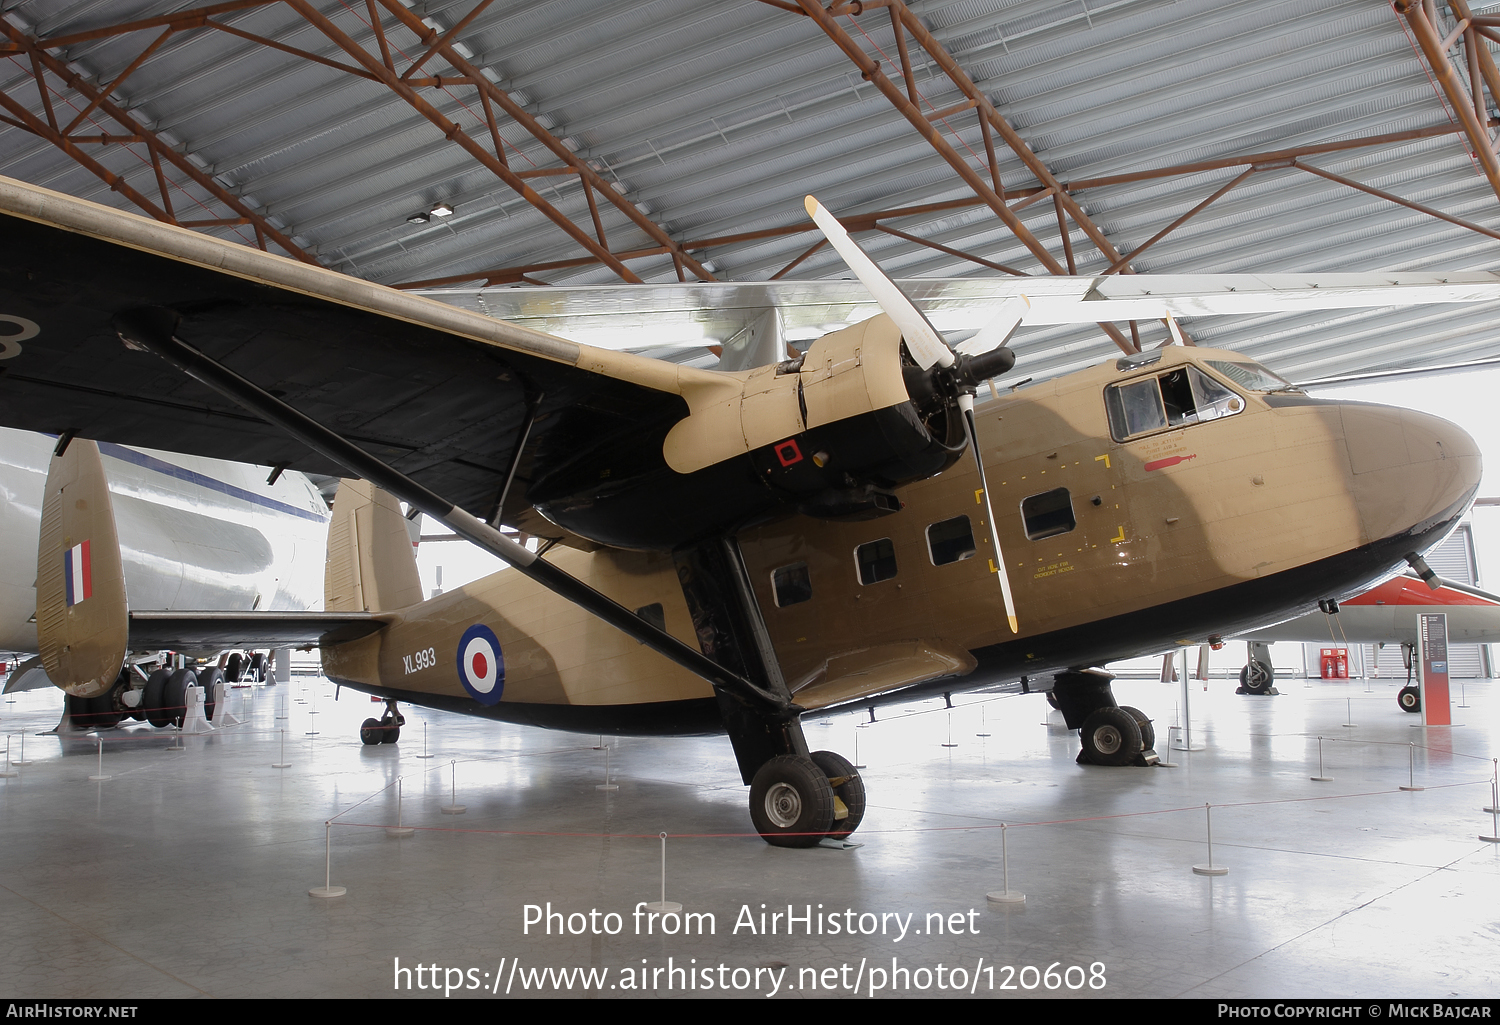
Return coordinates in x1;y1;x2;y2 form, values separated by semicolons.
324;478;423;613
36;439;127;698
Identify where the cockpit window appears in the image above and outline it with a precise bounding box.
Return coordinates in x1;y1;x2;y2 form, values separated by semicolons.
1206;359;1296;393
1105;365;1245;441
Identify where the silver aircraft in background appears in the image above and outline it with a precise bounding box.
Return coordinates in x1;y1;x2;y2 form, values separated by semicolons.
0;427;330;715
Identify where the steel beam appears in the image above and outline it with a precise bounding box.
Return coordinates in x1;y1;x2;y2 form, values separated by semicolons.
0;21;314;262
1394;0;1500;203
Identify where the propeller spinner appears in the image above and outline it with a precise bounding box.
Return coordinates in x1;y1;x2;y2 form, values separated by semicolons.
803;196;1024;633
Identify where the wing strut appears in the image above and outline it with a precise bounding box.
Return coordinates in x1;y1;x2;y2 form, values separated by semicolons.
111;307;788;714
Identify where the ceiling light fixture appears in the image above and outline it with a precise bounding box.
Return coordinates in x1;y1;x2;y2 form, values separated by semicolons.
430;203;454;217
406;212;430;224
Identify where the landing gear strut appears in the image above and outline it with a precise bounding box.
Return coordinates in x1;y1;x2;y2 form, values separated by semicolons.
1398;642;1421;713
1049;669;1159;767
360;700;405;744
1237;642;1276;695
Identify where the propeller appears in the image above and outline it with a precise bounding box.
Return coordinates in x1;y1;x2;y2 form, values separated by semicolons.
804;195;1023;633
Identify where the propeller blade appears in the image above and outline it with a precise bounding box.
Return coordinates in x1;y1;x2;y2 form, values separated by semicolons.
1164;313;1187;345
803;195;953;370
960;395;1018;634
956;295;1030;356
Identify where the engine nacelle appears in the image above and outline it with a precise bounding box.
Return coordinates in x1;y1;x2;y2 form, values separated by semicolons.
530;316;971;549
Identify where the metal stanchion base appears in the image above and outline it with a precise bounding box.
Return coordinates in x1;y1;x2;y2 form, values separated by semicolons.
596;783;619;791
1400;785;1425;792
88;774;111;781
986;890;1025;904
272;762;291;769
0;769;16;778
1311;775;1333;782
643;901;682;913
1192;864;1228;876
1480;835;1500;844
440;804;466;815
386;826;415;837
308;885;347;898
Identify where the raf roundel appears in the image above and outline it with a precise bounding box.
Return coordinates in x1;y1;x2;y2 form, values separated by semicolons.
456;624;505;706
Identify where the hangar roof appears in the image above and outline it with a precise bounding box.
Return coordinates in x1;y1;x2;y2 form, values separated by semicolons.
3;0;1500;384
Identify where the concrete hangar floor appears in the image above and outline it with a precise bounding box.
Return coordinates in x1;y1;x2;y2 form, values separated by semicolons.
0;671;1496;1000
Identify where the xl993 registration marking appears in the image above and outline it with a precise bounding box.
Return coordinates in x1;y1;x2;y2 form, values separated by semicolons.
403;647;437;675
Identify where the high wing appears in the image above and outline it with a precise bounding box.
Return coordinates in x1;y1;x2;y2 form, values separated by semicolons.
0;175;707;548
418;273;1500;353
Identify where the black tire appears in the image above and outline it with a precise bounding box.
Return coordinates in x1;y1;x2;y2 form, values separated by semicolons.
1239;660;1273;695
197;667;225;720
164;669;197;728
1079;706;1143;767
1118;705;1155;750
810;750;866;839
1398;685;1421;714
224;653;244;683
360;718;384;745
66;693;99;729
382;724;401;744
248;653;265;682
749;755;836;848
143;669;172;728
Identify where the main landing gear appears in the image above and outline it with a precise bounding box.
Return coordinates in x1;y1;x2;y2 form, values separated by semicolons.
360;700;405;745
1048;669;1159;767
748;750;866;848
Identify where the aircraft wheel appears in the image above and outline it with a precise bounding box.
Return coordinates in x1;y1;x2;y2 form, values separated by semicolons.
164;669;197;729
1117;705;1155;750
67;693;101;729
224;653;244;683
1398;686;1421;714
1239;660;1273;695
143;669;173;728
248;652;266;682
359;718;384;745
749;755;836;848
382;724;401;744
810;750;865;839
197;667;225;719
1079;707;1143;767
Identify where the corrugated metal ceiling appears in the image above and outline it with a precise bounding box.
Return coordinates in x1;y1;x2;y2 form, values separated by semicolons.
2;0;1500;383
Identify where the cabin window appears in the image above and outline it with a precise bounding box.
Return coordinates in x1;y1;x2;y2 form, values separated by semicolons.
632;603;665;643
1022;488;1076;540
635;603;665;632
1105;365;1245;441
855;538;898;585
927;515;976;565
1206;359;1295;393
772;563;812;607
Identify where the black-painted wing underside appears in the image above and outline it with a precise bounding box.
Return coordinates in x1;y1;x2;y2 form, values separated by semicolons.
0;199;684;530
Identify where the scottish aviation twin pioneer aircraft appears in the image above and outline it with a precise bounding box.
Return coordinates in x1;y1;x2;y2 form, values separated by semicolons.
0;176;1484;845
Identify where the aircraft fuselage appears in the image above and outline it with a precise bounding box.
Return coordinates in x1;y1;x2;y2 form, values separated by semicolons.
321;345;1480;730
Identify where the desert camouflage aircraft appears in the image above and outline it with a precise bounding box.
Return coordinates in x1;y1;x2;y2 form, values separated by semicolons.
0;176;1484;845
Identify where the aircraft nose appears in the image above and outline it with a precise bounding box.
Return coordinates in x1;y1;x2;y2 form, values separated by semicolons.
1340;403;1481;545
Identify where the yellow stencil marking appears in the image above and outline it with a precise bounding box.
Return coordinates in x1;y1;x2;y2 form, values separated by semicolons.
974;488;985;505
1095;454;1111;468
1110;526;1126;544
